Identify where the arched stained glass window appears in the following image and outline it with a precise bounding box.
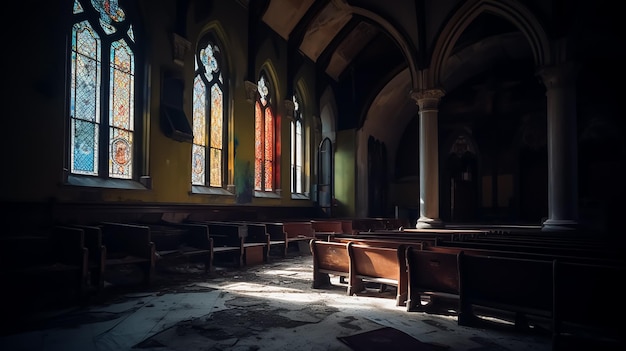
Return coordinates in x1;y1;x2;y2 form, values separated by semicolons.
291;92;304;194
255;74;275;192
69;0;137;180
192;34;226;187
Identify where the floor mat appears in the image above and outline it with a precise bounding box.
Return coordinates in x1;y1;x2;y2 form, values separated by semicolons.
337;326;449;351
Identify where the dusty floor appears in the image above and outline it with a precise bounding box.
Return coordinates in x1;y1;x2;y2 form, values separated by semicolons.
0;250;552;351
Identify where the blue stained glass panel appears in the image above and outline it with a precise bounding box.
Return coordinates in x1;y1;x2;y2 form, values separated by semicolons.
72;119;98;174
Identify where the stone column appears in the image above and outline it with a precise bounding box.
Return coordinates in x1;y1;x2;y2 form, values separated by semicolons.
412;89;445;228
538;62;580;231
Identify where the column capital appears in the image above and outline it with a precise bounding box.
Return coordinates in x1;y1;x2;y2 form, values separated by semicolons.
411;89;445;111
537;61;580;90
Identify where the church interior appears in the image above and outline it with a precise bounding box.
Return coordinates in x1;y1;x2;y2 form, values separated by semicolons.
1;0;625;350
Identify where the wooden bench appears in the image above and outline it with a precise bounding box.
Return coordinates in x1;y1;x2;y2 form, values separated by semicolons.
0;226;89;313
138;222;213;273
96;222;156;287
260;221;316;257
310;239;409;306
552;260;626;351
186;221;245;268
457;251;554;330
348;242;408;306
435;239;622;261
311;219;347;240
225;221;271;265
350;218;404;232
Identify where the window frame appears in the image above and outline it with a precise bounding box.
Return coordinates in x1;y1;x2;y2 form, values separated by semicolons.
65;0;147;189
254;72;277;194
191;32;229;193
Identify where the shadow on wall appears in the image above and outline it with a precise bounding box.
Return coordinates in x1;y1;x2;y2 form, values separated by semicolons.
236;160;253;204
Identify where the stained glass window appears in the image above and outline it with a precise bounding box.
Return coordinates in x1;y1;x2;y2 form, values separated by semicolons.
255;74;275;192
70;0;136;179
192;36;225;187
291;93;304;194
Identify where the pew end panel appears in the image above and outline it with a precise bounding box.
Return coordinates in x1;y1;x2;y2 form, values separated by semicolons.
405;247;460;313
310;239;350;291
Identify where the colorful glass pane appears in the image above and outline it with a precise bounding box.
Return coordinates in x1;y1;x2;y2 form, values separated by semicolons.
71;20;101;175
210;84;222;149
192;144;206;185
109;39;134;179
192;76;206;185
73;0;84;14
193;77;207;146
127;24;134;42
72;119;98;174
254;101;263;190
91;0;126;23
200;43;219;81
264;108;274;190
291;93;304;194
209;148;222;187
296;120;303;193
109;128;133;178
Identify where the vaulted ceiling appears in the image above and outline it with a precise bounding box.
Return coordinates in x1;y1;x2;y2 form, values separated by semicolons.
259;0;540;136
260;0;409;131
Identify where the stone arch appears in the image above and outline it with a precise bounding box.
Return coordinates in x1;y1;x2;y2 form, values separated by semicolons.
429;0;551;89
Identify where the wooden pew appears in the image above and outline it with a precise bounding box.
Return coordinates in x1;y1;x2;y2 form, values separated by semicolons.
99;222;156;286
348;242;408;306
350;218;404;232
404;247;460;313
260;221;316;257
435;239;622;261
224;221;271;265
310;239;350;290
137;222;214;273
457;251;554;330
552;260;626;351
426;244;624;266
186;221;245;268
0;226;89;312
332;237;425;250
310;239;410;306
311;219;346;241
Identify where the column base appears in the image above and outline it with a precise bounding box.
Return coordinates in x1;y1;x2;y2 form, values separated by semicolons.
416;217;445;229
541;219;578;232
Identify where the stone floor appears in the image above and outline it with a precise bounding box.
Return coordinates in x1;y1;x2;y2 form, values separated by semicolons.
0;250;552;351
